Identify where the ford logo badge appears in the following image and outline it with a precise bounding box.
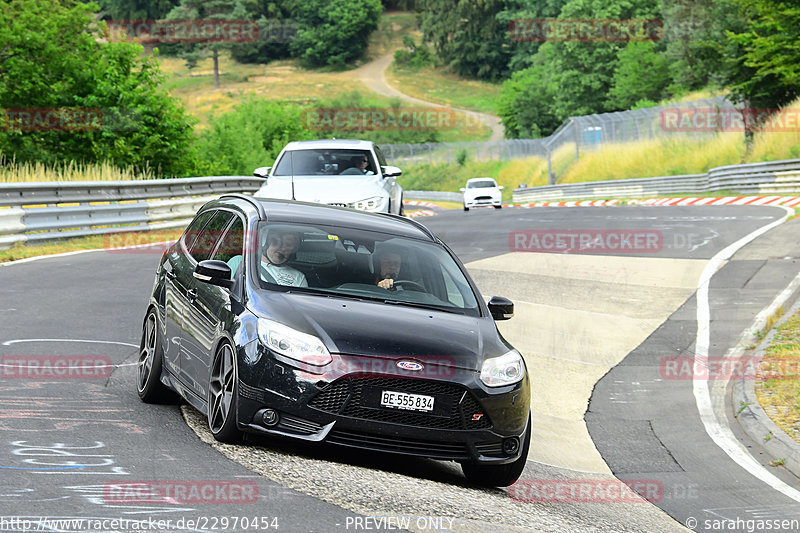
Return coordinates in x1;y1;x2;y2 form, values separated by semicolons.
397;361;423;371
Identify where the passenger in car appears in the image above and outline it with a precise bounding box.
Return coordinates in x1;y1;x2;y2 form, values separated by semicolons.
260;230;308;287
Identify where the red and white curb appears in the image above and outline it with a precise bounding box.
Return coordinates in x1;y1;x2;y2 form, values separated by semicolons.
403;200;440;218
506;196;800;208
634;196;800;207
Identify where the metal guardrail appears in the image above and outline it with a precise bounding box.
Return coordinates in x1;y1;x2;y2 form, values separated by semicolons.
512;159;800;203
0;176;263;249
404;190;462;202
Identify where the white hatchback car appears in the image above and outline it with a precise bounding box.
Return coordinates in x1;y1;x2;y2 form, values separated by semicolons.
253;139;404;215
461;177;504;211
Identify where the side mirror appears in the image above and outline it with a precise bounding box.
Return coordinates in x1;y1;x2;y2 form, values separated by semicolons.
381;165;402;178
498;185;504;190
253;166;272;179
488;296;514;321
194;260;234;290
459;187;466;192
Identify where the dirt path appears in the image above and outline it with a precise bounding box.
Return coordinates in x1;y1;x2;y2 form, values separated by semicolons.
353;52;505;141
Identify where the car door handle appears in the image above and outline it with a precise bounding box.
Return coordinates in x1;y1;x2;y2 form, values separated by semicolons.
187;289;198;302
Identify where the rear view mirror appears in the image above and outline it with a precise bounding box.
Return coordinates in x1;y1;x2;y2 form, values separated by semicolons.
194;260;234;290
253;166;271;179
488;296;514;321
381;165;402;178
460;188;466;192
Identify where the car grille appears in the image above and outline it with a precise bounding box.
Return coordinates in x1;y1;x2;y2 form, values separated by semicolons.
326;429;471;460
308;377;492;430
327;202;348;207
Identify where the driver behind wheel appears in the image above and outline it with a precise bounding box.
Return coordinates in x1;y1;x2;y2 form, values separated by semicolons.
375;251;403;290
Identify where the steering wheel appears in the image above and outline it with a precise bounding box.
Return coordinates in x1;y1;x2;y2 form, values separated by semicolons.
392;280;426;292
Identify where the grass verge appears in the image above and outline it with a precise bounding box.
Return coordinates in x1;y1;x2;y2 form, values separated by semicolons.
0;229;182;264
0;158;156;183
756;309;800;444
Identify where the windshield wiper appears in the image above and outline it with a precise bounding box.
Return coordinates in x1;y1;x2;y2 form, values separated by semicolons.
381;299;465;315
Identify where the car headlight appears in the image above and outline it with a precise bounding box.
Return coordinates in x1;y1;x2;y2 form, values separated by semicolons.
257;318;332;367
480;350;524;387
349;196;384;211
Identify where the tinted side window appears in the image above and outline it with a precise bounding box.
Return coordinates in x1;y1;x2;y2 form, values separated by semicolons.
211;217;245;280
374;145;387;166
181;210;215;251
188;210;235;263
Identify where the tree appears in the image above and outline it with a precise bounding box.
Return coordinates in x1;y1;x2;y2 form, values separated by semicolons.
498;44;561;138
661;0;742;93
192;96;313;176
418;0;513;81
723;0;800;111
607;41;671;109
165;0;249;89
229;1;296;65
94;0;179;19
287;0;382;68
0;0;194;175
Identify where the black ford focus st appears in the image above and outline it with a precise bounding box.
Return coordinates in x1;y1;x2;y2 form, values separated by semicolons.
137;195;530;487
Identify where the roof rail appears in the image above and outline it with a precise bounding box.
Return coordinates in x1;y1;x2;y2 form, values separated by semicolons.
219;193;267;219
377;212;436;241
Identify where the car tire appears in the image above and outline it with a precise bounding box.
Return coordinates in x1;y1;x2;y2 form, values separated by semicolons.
461;413;530;487
463;205;469;211
494;205;502;209
137;309;175;403
208;343;242;443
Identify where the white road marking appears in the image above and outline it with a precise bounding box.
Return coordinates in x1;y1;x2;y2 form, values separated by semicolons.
1;339;137;348
693;204;800;502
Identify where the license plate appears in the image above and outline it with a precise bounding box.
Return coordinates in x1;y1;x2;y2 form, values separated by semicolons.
380;390;434;412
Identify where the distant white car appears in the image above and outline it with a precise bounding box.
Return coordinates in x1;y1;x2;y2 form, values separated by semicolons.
461;177;504;211
253;139;404;215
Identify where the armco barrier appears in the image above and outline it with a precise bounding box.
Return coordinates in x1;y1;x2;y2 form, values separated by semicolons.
0;176;262;249
512;159;800;202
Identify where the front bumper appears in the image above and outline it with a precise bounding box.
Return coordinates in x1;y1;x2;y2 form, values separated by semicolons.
236;351;530;464
464;196;502;208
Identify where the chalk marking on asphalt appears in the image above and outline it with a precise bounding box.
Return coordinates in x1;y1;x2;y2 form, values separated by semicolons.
694;204;800;502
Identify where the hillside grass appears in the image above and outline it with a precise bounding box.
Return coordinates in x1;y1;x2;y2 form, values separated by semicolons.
387;64;503;116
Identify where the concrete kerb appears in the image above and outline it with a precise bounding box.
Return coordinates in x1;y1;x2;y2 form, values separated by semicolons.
733;285;800;480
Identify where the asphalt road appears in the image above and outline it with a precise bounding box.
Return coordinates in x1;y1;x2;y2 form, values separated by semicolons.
0;204;797;532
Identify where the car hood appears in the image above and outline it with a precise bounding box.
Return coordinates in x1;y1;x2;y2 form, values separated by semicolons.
249;291;498;371
255;175;387;204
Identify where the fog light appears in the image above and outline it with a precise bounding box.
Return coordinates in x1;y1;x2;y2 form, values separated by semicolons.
261;409;279;427
502;437;520;455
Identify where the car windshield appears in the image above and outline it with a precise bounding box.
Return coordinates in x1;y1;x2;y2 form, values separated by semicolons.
253;221;480;316
273;149;374;176
468;180;496;188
